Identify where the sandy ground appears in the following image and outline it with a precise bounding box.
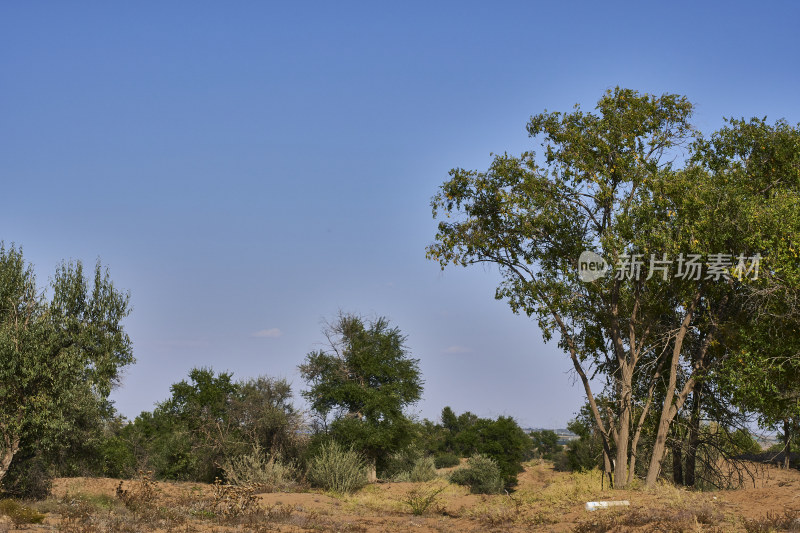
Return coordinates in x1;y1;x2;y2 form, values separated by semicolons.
0;461;797;532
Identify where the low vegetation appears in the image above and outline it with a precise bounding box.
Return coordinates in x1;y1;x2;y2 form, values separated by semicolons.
402;483;445;515
222;446;299;492
449;454;504;494
0;455;796;531
306;441;369;494
0;498;45;525
433;453;460;469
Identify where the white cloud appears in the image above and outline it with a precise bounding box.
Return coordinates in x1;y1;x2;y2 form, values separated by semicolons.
252;328;282;338
442;345;471;355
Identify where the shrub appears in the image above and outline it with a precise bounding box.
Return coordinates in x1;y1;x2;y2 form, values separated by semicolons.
563;435;599;471
449;454;504;494
222;446;298;492
306;441;368;494
434;453;460;469
210;478;258;518
383;445;424;479
559;414;603;473
0;499;45;525
115;470;159;517
394;456;437;482
403;484;445;515
100;433;138;479
551;449;571;472
743;510;800;533
453;415;531;487
1;451;53;500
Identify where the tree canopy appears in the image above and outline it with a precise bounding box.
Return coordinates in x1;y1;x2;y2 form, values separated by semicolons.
0;244;133;488
299;313;423;474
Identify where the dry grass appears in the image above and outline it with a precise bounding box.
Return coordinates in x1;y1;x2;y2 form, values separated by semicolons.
742;509;800;533
3;459;798;532
402;483;446;515
573;502;727;533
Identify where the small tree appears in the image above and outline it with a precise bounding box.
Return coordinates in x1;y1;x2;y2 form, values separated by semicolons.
299;313;423;478
156;367;241;481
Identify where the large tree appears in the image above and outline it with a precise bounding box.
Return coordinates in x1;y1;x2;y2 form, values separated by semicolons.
427;88;800;487
299;313;423;478
0;244;133;487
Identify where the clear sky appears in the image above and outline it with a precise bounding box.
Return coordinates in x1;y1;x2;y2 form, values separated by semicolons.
2;1;798;429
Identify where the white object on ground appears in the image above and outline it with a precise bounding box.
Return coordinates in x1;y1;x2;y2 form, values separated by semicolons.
585;500;631;511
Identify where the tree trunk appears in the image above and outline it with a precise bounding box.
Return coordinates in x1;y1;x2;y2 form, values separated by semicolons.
367;457;377;483
645;290;701;487
646;379;697;486
548;310;616;488
645;355;687;485
628;359;664;486
0;433;20;483
783;418;791;470
603;447;613;489
685;384;703;486
614;388;631;489
627;446;638;486
671;442;684;485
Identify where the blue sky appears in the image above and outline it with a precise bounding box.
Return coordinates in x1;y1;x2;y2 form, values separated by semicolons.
2;1;798;428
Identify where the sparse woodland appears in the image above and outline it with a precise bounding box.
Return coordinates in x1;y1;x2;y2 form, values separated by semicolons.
1;88;799;531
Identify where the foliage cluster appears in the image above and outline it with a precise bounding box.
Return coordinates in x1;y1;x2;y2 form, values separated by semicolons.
0;498;45;525
299;313;423;477
449;454;504;494
530;429;560;459
433;453;460;469
419;406;532;488
113;369;307;483
0;245;133;497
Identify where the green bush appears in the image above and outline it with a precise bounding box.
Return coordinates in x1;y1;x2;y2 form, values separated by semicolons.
383;445;424;479
0;499;45;525
434;453;460;469
410;456;437;482
563;414;602;472
394;456;437;482
222;445;298;491
564;437;600;472
99;434;138;479
306;441;368;494
449;454;504;494
450;415;530;488
551;449;571;472
1;451;53;500
403;484;445;515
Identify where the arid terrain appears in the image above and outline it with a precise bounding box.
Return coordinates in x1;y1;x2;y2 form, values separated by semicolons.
0;460;798;532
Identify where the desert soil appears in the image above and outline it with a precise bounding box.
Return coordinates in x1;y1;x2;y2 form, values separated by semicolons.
0;460;798;532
